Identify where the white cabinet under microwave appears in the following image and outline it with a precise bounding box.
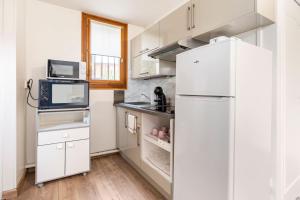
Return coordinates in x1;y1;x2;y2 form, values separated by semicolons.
36;109;90;186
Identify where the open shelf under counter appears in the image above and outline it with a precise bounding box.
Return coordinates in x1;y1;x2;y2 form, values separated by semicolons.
141;113;174;184
143;138;172;181
144;134;171;152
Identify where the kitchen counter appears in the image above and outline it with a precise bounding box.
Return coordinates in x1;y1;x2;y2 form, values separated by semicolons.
115;103;175;119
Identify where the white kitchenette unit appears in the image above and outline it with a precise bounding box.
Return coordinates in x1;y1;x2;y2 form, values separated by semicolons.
35;108;91;186
174;38;273;200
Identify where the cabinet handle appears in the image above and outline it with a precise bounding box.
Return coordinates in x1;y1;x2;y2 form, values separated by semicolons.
139;48;149;54
125;111;128;128
187;6;191;30
192;4;195;29
63;133;69;138
137;127;140;146
139;72;149;76
56;144;63;150
67;142;74;148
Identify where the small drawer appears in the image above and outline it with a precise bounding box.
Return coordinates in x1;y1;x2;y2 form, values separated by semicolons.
38;127;89;146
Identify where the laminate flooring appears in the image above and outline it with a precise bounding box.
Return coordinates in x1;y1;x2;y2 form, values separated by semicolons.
17;154;166;200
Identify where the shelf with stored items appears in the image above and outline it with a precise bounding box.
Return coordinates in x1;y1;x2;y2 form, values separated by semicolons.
35;108;90;186
141;113;174;183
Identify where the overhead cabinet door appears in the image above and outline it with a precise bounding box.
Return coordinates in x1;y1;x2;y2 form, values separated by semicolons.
190;0;274;41
159;1;192;47
131;24;159;57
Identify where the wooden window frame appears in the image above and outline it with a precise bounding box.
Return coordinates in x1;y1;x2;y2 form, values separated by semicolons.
82;13;128;90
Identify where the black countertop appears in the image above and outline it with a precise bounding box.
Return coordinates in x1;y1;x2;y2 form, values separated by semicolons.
115;103;175;119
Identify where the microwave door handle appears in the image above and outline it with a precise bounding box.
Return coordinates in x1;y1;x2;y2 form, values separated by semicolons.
49;65;52;77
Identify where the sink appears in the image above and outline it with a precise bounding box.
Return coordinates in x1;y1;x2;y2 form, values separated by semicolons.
124;102;151;107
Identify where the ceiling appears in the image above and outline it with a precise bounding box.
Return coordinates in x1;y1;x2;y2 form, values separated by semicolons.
38;0;188;27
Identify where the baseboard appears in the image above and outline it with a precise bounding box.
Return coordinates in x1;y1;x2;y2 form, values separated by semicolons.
17;171;26;194
2;189;17;200
90;149;119;158
2;170;26;200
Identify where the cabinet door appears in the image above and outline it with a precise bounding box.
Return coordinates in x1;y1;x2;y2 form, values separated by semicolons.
141;23;160;53
159;1;192;47
131;35;142;58
123;112;141;168
65;140;90;176
131;53;158;79
131;24;159;58
117;108;128;152
191;0;254;38
36;143;65;183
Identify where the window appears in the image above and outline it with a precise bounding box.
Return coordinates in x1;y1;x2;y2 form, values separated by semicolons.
82;13;128;89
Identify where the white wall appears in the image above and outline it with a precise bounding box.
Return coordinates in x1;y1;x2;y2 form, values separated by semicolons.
25;0;144;165
236;25;278;199
16;0;27;185
0;0;5;195
0;0;20;192
280;0;300;199
25;0;82;165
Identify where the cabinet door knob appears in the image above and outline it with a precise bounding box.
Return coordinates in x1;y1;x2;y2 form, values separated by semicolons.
56;144;63;150
68;143;74;148
63;133;69;138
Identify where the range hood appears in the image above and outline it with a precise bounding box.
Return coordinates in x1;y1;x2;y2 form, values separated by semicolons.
148;38;206;62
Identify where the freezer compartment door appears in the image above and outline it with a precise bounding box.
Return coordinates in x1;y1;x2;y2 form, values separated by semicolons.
176;40;235;97
173;95;235;200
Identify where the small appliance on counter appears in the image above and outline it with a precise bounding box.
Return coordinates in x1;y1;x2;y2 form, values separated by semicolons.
47;59;87;80
154;86;167;112
38;79;89;110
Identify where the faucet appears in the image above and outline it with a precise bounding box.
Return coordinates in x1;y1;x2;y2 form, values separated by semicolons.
141;93;151;102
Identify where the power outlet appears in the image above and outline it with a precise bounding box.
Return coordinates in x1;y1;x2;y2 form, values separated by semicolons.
24;81;29;89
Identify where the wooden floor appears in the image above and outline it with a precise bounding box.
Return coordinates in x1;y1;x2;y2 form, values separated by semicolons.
17;154;166;200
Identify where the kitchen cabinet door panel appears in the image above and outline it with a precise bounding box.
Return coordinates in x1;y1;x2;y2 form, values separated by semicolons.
159;2;192;47
191;0;255;38
117;108;128;152
131;24;159;57
65;140;90;176
36;143;65;183
132;53;158;79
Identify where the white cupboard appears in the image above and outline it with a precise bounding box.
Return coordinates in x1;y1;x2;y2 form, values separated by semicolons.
36;109;91;185
36;143;65;183
65;140;90;176
192;0;275;41
116;107;141;168
131;23;160;58
159;1;192;47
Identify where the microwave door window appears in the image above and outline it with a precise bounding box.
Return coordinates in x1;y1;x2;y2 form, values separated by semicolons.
52;84;85;104
52;64;74;77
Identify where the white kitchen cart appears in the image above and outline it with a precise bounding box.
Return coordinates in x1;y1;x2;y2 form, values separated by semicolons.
35;108;90;187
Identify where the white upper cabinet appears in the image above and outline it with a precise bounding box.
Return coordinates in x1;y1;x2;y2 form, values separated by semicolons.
191;0;275;41
159;2;192;47
131;23;160;57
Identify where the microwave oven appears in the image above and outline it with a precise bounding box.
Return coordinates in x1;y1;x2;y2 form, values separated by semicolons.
38;79;89;110
47;59;86;80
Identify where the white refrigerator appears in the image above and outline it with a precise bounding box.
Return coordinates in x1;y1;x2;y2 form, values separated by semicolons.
173;38;272;200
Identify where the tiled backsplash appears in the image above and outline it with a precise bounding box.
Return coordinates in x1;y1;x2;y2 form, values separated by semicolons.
125;76;176;106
